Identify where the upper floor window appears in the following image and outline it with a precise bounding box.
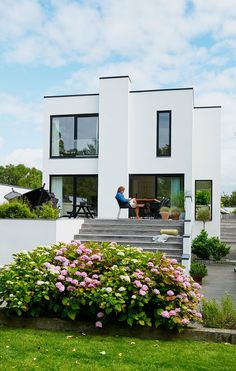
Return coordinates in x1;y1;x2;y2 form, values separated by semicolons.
50;114;99;158
156;111;171;156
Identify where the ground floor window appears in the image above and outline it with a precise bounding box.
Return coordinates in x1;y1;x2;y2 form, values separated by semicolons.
195;180;212;220
50;175;98;216
129;174;184;200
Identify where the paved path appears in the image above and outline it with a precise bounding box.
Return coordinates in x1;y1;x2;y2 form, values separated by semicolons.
201;263;236;304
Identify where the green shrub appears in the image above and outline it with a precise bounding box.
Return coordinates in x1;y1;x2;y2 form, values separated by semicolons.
192;230;230;261
233;209;236;215
0;201;58;219
0;241;203;331
208;237;230;261
0;201;36;219
192;230;211;260
35;202;59;220
201;295;236;329
190;261;208;278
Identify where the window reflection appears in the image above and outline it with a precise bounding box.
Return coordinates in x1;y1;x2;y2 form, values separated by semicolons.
195;180;212;220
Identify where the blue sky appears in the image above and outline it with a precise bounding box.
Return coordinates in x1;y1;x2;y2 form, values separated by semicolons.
0;0;235;193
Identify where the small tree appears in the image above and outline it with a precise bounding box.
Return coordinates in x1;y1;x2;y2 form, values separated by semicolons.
197;207;211;230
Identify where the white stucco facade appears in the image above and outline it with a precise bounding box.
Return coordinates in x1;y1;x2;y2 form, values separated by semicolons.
43;75;221;237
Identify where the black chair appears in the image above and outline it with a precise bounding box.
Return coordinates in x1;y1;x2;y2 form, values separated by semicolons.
150;197;170;219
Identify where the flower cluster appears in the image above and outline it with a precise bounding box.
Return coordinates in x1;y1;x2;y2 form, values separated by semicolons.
0;241;203;330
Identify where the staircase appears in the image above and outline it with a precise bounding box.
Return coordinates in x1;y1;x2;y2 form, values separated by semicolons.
74;219;184;260
221;217;236;244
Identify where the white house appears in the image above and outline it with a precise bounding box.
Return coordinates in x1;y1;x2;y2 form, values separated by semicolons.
43;75;221;239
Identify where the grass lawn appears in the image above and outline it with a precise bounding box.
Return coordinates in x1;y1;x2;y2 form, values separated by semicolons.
0;326;235;371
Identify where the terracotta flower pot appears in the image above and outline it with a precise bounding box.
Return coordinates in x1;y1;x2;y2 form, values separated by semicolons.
160;211;169;220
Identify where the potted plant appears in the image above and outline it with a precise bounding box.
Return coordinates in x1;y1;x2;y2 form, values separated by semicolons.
160;206;170;220
171;191;185;219
170;206;180;220
190;261;208;284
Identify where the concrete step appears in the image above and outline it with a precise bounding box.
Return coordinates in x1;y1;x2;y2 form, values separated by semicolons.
74;218;184;260
75;233;182;244
80;226;184;235
77;238;182;257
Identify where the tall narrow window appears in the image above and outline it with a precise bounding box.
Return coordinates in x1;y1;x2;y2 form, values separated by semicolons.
157;111;171;156
195;180;212;221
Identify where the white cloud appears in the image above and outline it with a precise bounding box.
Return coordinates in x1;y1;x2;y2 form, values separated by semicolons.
0;92;42;128
0;148;43;170
0;136;5;148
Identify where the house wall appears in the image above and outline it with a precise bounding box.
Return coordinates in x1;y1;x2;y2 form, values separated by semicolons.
42;76;221;236
192;107;221;237
98;77;130;218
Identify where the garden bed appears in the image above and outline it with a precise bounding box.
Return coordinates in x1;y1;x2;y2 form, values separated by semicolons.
0;311;236;344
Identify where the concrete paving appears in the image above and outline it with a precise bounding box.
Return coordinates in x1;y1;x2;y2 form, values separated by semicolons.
201;263;236;304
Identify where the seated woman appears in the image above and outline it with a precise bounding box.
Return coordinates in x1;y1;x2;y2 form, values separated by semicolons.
115;186;143;219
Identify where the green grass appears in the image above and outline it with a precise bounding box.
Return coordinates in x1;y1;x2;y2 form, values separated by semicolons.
0;326;235;371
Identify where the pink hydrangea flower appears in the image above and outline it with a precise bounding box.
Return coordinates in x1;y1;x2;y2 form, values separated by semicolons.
67;286;76;291
181;318;189;325
66;277;73;283
142;285;148;291
139;289;147;296
58;275;65;281
147;262;154;268
134;280;142;288
161;311;170;318
195;312;202;318
92;274;99;279
151;268;159;274
55;282;65;292
97;312;104;318
61;269;68;276
95;321;103;328
80;281;86;287
167;290;174;296
169;310;176;316
153;289;160;295
70;263;76;268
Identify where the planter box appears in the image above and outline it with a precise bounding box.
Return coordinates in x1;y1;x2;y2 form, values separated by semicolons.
0;218;83;266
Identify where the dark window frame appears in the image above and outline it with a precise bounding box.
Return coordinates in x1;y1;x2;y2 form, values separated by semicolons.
50;113;99;159
129;173;184;199
156;110;171;157
195;179;213;221
50;174;98;215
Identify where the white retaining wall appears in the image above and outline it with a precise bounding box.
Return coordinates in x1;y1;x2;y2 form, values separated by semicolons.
0;219;83;266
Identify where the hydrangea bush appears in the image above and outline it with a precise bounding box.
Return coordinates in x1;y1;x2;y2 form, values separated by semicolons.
0;241;203;330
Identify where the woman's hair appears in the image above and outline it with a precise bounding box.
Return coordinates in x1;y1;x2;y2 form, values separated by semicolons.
117;186;125;193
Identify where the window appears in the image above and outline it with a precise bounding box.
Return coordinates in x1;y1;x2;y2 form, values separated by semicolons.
129;174;184;199
50;175;98;216
195;180;212;220
50;114;98;157
156;111;171;156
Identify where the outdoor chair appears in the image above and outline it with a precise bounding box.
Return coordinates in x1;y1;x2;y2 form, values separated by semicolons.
150;197;170;219
115;198;130;219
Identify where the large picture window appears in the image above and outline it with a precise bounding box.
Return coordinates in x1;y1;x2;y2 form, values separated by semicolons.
195;180;212;221
129;174;184;200
50;114;98;157
156;111;171;156
50;175;98;216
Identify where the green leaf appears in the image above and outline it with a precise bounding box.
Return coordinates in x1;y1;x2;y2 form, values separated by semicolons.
62;298;68;305
44;295;50;300
118;313;127;321
138;320;145;326
68;311;76;320
127;317;134;326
